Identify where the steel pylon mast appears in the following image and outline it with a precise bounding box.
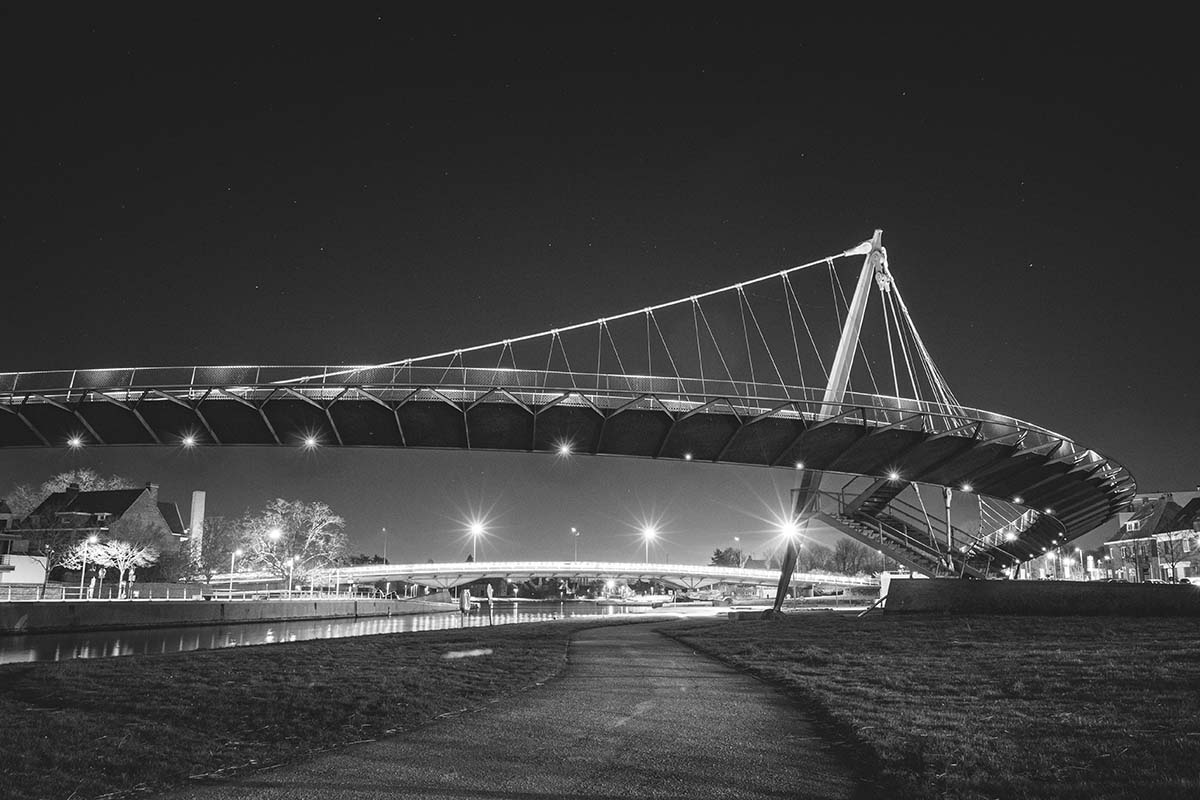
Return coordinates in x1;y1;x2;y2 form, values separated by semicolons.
772;230;886;611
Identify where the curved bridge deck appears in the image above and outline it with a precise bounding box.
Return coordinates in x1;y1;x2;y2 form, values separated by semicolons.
0;367;1134;572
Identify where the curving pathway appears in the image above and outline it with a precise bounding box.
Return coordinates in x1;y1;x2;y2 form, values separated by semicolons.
158;621;868;799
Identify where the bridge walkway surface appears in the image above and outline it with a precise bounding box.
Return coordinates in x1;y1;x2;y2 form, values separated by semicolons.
159;621;871;799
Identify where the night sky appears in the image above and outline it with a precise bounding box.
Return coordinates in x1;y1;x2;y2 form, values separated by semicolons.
2;10;1195;562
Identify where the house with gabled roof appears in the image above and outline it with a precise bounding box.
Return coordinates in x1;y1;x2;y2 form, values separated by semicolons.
1103;492;1200;582
24;482;187;549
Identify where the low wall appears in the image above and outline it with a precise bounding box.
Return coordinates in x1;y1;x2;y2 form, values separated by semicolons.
0;597;457;634
885;578;1200;616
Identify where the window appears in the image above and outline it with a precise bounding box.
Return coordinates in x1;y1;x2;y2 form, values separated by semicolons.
1127;520;1142;532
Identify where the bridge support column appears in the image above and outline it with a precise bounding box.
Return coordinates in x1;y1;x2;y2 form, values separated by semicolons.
773;231;885;613
944;486;953;571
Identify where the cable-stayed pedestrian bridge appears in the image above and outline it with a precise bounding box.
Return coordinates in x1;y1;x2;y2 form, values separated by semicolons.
0;232;1134;588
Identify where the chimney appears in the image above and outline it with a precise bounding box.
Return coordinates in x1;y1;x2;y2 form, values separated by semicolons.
145;482;159;499
189;491;206;553
65;482;81;498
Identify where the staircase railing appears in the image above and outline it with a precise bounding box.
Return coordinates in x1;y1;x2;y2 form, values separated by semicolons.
811;487;990;578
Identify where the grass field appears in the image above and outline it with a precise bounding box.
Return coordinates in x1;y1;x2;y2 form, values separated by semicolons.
0;618;627;800
4;612;1199;799
660;612;1200;800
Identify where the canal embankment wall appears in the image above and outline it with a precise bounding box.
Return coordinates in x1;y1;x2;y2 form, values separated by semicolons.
0;598;458;634
885;578;1200;616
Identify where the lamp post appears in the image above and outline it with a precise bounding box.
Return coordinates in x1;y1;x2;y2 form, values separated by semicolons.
381;526;388;563
78;534;99;599
229;548;243;596
267;527;283;594
572;527;579;561
642;525;657;564
288;555;298;595
469;521;484;561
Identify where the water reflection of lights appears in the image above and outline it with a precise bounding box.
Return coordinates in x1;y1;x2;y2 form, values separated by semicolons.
0;604;708;665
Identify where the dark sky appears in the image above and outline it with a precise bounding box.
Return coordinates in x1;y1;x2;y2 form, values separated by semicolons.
2;10;1196;563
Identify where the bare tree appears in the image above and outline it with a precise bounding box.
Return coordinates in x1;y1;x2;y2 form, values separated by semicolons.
192;515;244;582
1157;532;1194;581
90;540;159;598
241;499;347;580
796;542;834;572
35;530;94;598
831;539;873;575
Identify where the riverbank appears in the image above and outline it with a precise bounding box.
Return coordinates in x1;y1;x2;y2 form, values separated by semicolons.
8;612;1197;799
0;616;653;800
0;597;457;635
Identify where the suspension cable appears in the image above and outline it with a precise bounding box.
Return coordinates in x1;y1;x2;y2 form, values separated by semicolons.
786;271;827;380
278;250;849;385
696;302;737;392
736;287;756;387
743;286;788;394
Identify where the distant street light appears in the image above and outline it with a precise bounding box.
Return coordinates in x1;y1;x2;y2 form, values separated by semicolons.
79;534;99;599
572;527;579;561
382;526;388;563
469;521;485;561
229;548;243;596
287;555;298;595
642;525;657;564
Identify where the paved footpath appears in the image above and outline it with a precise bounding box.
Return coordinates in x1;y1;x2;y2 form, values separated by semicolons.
160;622;868;799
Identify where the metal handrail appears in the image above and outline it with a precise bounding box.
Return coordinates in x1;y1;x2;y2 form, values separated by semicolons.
0;368;1126;473
818;490;945;562
0;364;1083;442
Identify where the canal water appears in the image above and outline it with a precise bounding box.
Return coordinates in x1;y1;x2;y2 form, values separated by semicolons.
0;602;717;665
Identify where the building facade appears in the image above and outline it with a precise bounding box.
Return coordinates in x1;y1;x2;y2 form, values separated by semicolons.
1102;492;1200;582
23;482;187;547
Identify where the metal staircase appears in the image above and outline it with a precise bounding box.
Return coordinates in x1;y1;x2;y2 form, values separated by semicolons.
813;481;992;579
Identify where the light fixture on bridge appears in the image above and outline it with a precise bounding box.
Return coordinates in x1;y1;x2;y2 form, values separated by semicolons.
182;434;197;448
1044;508;1054;515
68;436;83;449
794;461;804;470
683;452;693;461
557;441;572;456
887;471;901;481
780;519;801;540
961;483;973;492
1012;495;1024;504
303;435;319;450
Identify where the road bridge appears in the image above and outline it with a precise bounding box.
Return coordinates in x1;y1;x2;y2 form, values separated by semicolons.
289;560;881;592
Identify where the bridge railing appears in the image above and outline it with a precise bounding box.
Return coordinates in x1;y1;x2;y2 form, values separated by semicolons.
214;561;880;588
1;364;1098;452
